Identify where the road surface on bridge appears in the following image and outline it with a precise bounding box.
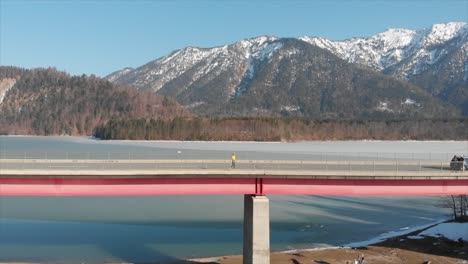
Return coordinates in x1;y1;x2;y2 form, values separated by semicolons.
0;158;464;176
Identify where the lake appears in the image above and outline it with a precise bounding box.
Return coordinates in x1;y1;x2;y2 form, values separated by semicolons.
1;136;466;263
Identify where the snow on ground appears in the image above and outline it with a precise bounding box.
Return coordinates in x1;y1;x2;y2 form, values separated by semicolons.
345;219;447;247
346;220;468;248
376;101;392;112
419;222;468;241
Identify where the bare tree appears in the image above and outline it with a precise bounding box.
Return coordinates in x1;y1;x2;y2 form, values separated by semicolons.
441;195;468;220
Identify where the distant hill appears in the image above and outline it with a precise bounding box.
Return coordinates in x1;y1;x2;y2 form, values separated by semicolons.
107;23;466;118
0;66;189;135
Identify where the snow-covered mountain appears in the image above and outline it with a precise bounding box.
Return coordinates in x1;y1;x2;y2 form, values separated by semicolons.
300;22;467;77
106;22;466;117
107;36;281;95
301;22;468;113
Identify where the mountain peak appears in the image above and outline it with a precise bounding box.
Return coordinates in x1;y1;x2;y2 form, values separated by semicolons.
237;36;279;50
372;28;418;51
424;22;467;45
241;35;278;44
430;21;467;32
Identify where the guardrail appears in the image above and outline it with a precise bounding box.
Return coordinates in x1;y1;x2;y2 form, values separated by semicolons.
0;158;466;176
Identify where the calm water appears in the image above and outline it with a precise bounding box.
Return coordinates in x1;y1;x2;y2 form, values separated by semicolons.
1;136;464;263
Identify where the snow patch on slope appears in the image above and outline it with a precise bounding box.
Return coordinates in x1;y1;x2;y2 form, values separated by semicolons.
232;40;283;97
243;41;283;79
403;98;420;106
0;78;17;105
252;41;283;61
376;101;392;112
106;67;134;82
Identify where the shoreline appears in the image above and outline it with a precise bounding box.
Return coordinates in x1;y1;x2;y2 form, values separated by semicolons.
189;219;468;264
1;134;467;143
189;218;450;263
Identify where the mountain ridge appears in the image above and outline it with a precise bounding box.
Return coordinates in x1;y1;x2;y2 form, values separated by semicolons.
300;22;468;113
300;22;467;78
106;23;465;118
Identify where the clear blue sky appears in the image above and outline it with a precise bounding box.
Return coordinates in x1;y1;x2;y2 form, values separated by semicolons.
1;0;467;77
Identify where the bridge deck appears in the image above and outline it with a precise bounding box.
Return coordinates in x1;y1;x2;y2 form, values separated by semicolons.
1;159;467;196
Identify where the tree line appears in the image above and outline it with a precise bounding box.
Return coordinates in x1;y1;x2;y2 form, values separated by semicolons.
93;117;468;141
442;195;468;221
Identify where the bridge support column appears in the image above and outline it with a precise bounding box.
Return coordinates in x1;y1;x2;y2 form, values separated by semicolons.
243;194;270;264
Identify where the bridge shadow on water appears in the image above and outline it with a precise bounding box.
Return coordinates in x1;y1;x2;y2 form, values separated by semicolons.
270;195;446;244
281;196;468;261
284;195;443;224
0;219;231;263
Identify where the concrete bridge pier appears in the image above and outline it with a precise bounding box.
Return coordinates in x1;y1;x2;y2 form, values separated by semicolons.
243;194;270;264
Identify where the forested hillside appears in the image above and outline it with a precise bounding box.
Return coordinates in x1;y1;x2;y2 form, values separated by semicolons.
0;67;189;135
1;66;465;140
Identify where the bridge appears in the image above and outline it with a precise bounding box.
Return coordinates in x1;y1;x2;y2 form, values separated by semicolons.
1;158;468;264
